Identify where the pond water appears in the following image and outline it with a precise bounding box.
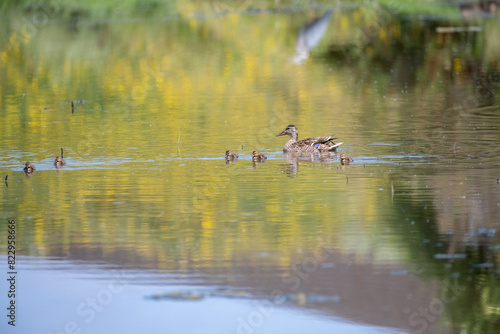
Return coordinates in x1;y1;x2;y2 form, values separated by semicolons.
1;2;500;334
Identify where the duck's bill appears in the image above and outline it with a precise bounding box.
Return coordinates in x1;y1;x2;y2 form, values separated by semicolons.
276;131;287;136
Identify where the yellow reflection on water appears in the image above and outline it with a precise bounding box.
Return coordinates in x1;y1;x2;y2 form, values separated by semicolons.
0;8;498;275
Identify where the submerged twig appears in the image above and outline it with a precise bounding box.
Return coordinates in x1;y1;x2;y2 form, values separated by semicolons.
391;180;394;203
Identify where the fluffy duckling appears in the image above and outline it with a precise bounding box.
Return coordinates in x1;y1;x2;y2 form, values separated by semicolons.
225;150;238;159
225;150;238;165
54;148;66;167
252;151;267;162
23;162;36;173
340;153;353;165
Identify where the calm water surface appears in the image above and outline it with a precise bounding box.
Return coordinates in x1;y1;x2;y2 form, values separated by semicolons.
1;3;499;334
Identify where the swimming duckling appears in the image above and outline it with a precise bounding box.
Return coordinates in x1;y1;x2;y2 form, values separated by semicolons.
225;150;238;159
23;162;36;173
340;153;353;165
54;148;66;167
252;151;267;162
225;150;238;165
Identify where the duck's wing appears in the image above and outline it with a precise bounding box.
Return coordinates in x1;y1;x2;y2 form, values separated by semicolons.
297;135;336;146
298;134;343;151
317;141;343;150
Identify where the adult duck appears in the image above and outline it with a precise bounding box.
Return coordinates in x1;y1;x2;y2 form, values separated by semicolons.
54;148;66;167
276;125;342;152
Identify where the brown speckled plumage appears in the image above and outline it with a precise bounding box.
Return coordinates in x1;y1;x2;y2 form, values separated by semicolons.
276;125;342;152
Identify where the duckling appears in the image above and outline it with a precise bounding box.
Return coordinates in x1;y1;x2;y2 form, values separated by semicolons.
23;162;36;173
225;150;238;165
54;148;66;167
340;153;353;165
225;150;238;160
252;151;267;162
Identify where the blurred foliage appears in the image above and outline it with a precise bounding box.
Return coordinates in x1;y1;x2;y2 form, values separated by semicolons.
0;0;462;20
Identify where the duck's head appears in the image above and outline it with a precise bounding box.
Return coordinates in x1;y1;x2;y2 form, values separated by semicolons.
252;151;259;157
225;150;232;156
276;125;297;137
55;156;61;161
25;161;31;166
340;153;345;159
